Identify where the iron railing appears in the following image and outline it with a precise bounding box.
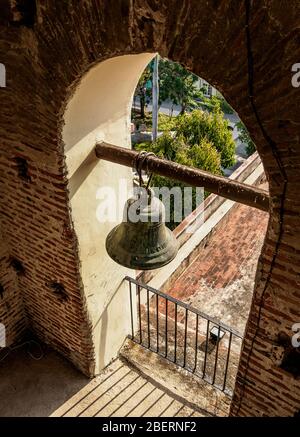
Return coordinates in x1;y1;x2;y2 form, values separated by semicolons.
126;276;243;395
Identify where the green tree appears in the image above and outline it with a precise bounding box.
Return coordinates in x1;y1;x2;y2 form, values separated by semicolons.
200;94;234;114
188;139;222;175
175;107;236;168
236;121;256;156
136;132;221;229
134;65;152;119
159;59;203;115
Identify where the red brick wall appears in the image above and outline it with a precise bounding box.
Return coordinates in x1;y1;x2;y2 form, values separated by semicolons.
0;131;95;375
0;1;299;413
0;227;27;346
0;5;95;375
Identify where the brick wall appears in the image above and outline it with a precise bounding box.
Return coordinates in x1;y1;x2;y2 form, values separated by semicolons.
0;3;96;375
0;134;95;375
0;0;299;413
0;226;27;346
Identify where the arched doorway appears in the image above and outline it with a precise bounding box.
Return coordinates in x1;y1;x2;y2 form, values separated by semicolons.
63;53;156;372
1;0;298;416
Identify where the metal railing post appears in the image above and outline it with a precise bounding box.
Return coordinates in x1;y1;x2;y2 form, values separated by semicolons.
125;276;243;396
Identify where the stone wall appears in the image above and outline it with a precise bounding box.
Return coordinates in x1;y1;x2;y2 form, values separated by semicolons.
0;0;299;414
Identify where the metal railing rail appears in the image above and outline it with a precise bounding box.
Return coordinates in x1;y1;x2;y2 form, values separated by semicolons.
126;276;243;395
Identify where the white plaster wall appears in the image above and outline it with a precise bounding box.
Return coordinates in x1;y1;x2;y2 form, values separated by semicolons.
63;53;155;373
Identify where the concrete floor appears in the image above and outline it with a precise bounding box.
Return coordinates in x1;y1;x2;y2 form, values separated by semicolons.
0;341;208;417
52;357;207;417
0;342;89;417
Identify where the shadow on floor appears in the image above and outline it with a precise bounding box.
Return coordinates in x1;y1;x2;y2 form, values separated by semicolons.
0;341;89;417
0;341;209;417
52;357;206;417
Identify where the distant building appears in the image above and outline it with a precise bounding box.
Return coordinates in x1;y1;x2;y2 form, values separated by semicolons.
196;77;219;98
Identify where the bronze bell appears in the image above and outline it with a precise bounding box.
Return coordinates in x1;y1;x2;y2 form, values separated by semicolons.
105;188;178;270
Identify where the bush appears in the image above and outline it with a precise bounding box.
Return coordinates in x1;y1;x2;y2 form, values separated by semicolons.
188;139;221;175
198;95;234;115
134;107;236;228
175;109;236;168
236;121;256;157
158;113;177;131
132;112;177;132
219;97;235;114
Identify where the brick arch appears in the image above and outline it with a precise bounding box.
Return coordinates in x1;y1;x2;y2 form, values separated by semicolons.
0;0;299;415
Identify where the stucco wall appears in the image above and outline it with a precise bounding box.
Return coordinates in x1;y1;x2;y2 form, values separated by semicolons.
63;53;154;372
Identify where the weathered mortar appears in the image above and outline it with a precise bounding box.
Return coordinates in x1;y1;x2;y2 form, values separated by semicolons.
0;0;299;414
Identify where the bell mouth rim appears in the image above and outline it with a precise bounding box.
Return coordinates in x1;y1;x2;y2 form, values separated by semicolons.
105;225;178;271
106;247;178;271
121;220;163;227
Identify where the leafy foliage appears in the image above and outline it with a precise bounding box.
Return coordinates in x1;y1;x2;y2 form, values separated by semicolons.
135;131;221;229
219;97;235;114
134;112;177;131
132;59;237;228
134;66;152;118
134;57;202;119
175;108;236;168
188;139;222;175
236;121;256;156
202;95;234;114
157;113;177;131
158;59;203;114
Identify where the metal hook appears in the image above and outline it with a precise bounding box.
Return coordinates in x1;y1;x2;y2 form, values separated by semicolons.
134;151;155;190
134;151;147;187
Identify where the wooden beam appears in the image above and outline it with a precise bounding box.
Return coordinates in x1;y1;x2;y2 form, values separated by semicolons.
95;142;269;212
